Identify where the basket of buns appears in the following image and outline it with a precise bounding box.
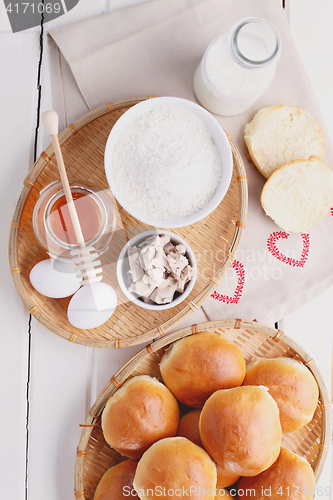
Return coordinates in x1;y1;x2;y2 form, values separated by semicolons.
74;319;330;500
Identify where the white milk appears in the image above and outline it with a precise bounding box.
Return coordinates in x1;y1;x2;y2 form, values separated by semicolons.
193;19;281;116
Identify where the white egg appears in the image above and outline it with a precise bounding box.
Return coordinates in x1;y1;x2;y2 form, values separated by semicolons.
67;282;117;329
30;259;81;298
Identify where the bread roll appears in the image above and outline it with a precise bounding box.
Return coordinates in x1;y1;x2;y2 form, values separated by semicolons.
244;105;325;178
243;357;319;433
160;332;246;407
199;386;282;477
177;409;202;446
94;459;138;500
177;409;240;487
216;464;240;489
133;437;217;499
101;375;179;459
237;447;315;499
260;156;333;232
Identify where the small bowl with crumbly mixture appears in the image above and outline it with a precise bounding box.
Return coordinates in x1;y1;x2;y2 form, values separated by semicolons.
117;230;197;310
105;96;233;228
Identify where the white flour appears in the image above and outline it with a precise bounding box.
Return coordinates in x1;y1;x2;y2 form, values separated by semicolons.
112;105;223;220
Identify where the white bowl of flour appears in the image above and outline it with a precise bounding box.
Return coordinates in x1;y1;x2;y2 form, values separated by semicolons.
104;97;233;228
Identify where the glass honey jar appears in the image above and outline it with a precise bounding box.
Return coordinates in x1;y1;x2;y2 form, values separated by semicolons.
32;179;115;260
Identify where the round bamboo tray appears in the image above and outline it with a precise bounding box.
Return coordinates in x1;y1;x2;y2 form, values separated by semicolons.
9;97;248;348
74;320;331;500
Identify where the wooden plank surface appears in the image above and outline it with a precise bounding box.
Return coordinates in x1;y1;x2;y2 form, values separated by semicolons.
0;3;40;499
282;0;333;495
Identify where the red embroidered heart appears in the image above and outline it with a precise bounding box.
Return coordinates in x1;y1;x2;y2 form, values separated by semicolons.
211;260;245;304
267;232;310;268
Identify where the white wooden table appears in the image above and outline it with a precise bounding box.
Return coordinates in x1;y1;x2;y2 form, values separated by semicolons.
0;1;332;499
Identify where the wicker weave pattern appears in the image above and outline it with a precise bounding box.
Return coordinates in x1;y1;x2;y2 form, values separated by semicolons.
9;98;247;347
74;320;330;500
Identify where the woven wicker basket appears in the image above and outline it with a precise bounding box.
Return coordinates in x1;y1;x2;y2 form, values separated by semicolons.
9;97;248;348
74;319;331;500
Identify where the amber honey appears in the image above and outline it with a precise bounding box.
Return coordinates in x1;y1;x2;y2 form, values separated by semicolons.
32;180;115;258
48;192;102;245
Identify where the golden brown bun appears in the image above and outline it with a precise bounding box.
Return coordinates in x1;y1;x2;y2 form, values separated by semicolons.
177;409;240;488
177;385;281;486
199;386;282;477
160;332;246;407
243;357;319;433
216;463;240;489
177;409;202;446
237;447;315;499
101;375;179;459
93;459;138;500
133;437;217;499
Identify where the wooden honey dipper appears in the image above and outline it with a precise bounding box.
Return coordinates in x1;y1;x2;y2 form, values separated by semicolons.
41;110;102;285
40;111;117;329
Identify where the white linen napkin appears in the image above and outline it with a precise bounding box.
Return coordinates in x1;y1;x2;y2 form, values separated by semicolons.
47;0;333;324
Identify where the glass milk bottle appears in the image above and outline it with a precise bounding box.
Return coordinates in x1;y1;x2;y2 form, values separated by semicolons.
193;18;281;116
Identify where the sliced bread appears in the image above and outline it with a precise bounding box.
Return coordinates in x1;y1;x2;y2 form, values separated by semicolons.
260;156;333;232
244;105;326;178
